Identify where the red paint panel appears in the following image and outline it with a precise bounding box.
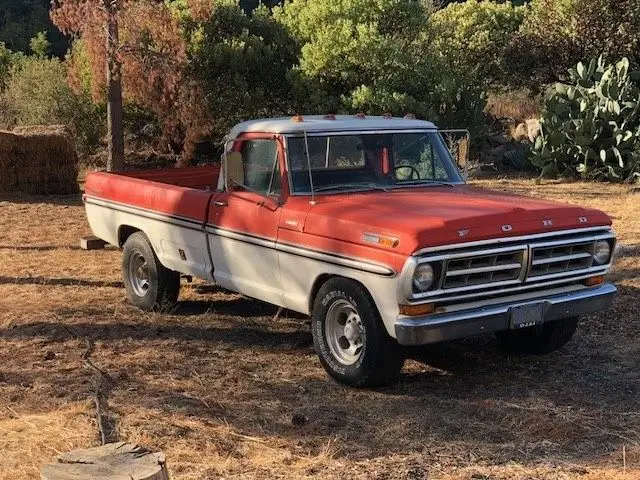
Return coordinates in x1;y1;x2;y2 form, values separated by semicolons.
277;227;407;273
210;133;284;240
302;185;612;255
85;170;215;222
209;190;281;240
124;165;220;190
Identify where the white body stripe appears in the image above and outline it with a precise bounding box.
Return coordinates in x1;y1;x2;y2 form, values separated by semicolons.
277;249;400;332
84;198;401;337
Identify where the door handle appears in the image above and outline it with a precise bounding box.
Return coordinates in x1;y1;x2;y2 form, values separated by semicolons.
214;200;228;207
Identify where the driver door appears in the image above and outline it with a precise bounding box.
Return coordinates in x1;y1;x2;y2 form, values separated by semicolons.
207;135;285;306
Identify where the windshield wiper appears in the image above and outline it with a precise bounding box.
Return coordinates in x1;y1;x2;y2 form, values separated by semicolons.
393;180;457;188
315;182;390;193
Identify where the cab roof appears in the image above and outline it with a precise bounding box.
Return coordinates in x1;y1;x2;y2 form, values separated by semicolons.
226;115;437;140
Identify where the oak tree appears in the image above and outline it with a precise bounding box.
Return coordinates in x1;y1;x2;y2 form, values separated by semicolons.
51;0;214;168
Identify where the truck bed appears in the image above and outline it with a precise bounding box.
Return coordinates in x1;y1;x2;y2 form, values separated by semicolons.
123;165;221;190
84;165;221;224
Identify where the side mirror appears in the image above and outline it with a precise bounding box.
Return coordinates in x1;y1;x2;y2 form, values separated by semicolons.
225;151;244;189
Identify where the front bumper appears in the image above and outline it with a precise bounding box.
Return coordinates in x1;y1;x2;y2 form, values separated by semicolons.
394;283;617;345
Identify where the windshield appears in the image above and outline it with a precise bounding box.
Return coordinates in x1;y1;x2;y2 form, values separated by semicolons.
286;131;463;194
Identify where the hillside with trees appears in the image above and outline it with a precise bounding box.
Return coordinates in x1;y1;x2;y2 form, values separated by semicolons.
0;0;638;182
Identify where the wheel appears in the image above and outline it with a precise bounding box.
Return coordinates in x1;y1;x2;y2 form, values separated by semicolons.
121;232;180;311
496;317;579;355
311;277;405;387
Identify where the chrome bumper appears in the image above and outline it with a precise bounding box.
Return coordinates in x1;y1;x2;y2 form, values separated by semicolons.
394;283;617;346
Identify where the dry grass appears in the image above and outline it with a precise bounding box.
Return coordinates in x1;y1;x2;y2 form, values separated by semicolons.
0;179;639;479
485;89;542;121
0;403;95;480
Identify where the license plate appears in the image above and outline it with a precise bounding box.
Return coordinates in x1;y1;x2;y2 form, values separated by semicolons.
510;303;544;329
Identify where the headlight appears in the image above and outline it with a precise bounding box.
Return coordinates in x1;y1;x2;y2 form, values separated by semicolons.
413;263;435;291
593;240;611;265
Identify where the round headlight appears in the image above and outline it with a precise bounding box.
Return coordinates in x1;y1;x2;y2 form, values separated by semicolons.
593;240;611;265
413;263;435;292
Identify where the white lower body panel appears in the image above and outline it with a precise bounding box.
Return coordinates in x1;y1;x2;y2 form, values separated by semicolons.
85;199;402;337
85;201;213;281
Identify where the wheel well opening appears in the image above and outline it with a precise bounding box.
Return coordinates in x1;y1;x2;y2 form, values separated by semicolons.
118;225;141;247
308;274;374;313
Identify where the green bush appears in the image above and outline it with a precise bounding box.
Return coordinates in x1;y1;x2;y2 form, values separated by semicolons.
0;43;11;90
191;1;298;139
532;57;640;183
574;0;640;71
504;0;581;89
275;0;486;134
0;54;104;153
507;0;640;90
429;0;525;88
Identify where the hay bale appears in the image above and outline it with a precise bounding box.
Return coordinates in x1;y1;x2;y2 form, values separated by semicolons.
0;125;79;195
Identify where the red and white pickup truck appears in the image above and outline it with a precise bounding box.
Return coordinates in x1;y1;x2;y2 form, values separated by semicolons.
84;115;617;387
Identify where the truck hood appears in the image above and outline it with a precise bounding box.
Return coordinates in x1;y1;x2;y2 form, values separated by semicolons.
303;185;611;255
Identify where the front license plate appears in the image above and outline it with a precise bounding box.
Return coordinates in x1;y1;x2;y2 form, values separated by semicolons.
510;303;544;329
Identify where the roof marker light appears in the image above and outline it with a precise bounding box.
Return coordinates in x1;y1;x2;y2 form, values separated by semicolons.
354;112;366;119
383;112;393;119
323;114;337;120
404;113;416;119
291;114;304;123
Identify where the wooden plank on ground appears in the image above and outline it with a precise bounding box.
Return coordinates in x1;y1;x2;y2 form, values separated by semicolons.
80;236;107;251
41;442;168;480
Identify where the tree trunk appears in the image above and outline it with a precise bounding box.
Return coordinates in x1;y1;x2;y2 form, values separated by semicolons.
105;0;125;171
41;442;168;480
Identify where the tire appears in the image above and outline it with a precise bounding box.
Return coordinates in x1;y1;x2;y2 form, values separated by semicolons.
311;277;405;387
121;232;180;311
496;317;579;355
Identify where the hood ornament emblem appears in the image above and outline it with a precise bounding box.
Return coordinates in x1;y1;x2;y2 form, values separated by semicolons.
502;224;513;232
543;219;554;227
458;229;469;237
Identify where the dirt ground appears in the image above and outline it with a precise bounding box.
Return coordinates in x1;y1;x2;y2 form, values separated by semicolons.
0;179;638;479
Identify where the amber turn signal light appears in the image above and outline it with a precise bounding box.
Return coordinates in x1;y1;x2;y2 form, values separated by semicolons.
399;303;435;316
584;275;605;286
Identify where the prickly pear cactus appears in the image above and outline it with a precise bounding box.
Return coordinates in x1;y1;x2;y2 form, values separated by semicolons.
532;56;640;182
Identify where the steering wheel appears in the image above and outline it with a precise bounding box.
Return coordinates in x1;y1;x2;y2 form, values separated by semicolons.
389;164;420;181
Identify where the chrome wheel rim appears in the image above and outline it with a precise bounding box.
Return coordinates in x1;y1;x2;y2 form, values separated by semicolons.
128;251;150;297
326;299;365;365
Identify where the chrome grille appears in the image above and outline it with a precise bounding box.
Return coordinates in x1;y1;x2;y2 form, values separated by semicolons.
443;251;524;289
408;227;615;302
529;241;594;277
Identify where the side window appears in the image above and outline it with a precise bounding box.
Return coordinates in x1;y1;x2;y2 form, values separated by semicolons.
240;139;281;196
